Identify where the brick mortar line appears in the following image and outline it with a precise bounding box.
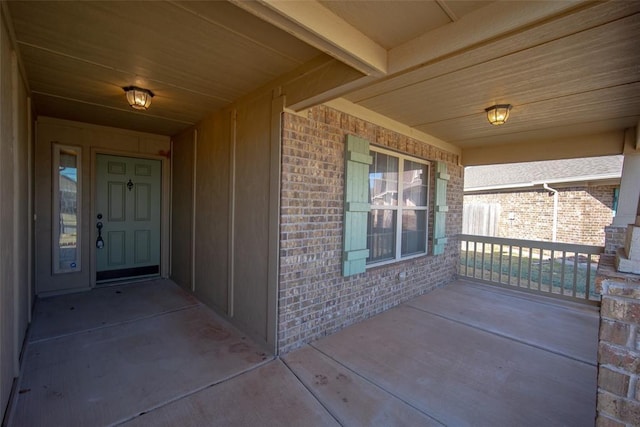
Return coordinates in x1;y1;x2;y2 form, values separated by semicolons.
600;341;640;354
628;375;638;400
598;388;640;407
627;324;638;348
600;362;638;375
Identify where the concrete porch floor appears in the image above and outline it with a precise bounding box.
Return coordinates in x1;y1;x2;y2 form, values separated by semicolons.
6;279;598;426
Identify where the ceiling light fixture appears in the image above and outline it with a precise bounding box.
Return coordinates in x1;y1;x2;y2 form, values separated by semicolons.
485;104;512;125
123;86;154;110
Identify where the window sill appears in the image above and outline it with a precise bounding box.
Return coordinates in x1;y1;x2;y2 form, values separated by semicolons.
366;252;429;270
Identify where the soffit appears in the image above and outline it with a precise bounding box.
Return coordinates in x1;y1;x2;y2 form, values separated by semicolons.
318;1;490;49
7;1;322;135
341;1;640;161
5;0;640;165
237;0;639;163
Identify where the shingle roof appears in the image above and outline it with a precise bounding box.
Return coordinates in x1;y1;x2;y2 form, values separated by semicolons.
464;155;623;191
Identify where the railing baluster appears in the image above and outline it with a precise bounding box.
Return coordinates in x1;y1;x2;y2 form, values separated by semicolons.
481;242;486;280
498;244;504;284
538;248;543;293
527;246;533;289
561;251;566;294
517;246;523;288
572;251;579;297
489;243;495;282
586;254;592;300
472;242;477;279
506;245;512;286
550;249;555;295
465;239;469;277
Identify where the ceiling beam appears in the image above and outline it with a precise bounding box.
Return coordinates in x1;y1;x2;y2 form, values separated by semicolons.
282;58;366;111
435;1;458;22
389;0;591;74
323;98;461;157
228;0;387;77
462;130;626;166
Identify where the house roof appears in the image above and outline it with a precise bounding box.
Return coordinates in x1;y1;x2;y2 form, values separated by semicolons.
464;155;623;192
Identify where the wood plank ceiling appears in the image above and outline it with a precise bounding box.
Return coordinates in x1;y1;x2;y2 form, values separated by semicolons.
7;1;322;135
6;0;640;163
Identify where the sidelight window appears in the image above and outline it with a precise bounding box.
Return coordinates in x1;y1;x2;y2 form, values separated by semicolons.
52;144;81;274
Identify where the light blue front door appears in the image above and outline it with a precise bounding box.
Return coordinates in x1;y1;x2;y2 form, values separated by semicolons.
95;154;161;282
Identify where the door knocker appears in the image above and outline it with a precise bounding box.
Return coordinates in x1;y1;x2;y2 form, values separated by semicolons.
127;179;134;191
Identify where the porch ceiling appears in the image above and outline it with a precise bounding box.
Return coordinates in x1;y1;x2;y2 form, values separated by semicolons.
6;1;640;164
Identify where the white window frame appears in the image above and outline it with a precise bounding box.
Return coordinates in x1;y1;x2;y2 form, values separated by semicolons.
367;146;430;267
52;144;82;274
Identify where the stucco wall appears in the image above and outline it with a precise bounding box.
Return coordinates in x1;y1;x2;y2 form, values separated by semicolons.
464;185;616;246
278;105;463;354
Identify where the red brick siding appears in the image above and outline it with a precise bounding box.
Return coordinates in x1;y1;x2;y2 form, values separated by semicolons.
464;185;616;246
278;105;462;353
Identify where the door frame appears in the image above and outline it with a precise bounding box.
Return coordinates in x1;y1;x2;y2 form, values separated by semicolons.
90;148;171;288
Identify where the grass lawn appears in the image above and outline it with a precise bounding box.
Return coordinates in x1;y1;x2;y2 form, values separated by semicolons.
459;249;599;300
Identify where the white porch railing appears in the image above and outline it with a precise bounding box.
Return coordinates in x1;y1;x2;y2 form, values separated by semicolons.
458;234;602;305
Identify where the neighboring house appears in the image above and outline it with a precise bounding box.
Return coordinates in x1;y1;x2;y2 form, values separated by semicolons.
463;156;623;246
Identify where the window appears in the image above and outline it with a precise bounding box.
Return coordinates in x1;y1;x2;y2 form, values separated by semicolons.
367;147;429;265
52;144;81;273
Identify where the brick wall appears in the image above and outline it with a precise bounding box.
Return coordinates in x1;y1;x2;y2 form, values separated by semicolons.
464;185;616;246
595;257;640;426
606;226;629;255
278;105;462;353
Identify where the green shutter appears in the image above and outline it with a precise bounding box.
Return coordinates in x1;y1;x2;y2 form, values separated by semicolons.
433;162;449;255
343;135;372;276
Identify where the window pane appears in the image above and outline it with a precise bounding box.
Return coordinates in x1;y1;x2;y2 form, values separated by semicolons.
54;146;81;273
367;209;396;263
403;160;428;207
401;209;426;256
370;151;398;206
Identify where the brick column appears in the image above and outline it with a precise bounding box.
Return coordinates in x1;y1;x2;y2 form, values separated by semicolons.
605;226;630;255
596;255;640;426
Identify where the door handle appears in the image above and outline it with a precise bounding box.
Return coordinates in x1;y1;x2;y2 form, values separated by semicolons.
96;220;104;249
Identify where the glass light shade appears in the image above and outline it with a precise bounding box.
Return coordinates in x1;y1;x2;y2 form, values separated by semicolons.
485;104;512;125
124;86;154;110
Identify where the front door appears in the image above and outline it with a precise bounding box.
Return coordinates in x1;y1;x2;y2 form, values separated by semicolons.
95;154;161;283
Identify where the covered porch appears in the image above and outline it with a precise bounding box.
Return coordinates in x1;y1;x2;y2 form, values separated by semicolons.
6;278;598;426
1;1;638;425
